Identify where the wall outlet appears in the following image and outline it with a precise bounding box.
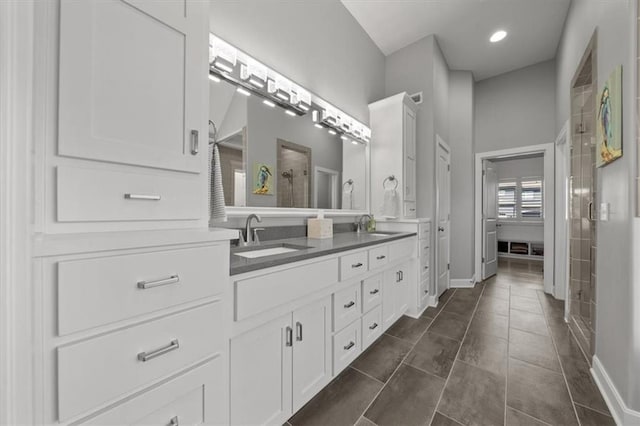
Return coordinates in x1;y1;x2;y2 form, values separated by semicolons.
600;202;609;221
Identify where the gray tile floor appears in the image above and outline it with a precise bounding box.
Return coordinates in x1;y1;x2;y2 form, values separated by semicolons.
286;259;615;426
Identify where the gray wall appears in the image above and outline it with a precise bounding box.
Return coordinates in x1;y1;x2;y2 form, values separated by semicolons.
475;60;557;153
448;71;475;280
555;0;639;410
209;0;385;124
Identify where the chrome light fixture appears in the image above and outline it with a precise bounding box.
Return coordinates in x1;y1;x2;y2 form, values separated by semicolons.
241;60;267;88
268;77;291;102
292;88;311;111
211;37;237;73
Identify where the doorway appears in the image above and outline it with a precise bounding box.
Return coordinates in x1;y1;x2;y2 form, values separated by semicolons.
436;137;451;297
567;34;597;358
475;143;555;293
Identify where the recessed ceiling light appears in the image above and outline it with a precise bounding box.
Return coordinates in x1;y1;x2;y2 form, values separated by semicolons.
490;30;507;43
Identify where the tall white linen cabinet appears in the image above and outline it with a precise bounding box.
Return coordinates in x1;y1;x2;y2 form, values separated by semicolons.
31;1;236;424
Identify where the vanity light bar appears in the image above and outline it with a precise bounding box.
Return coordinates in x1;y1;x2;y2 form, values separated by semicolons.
208;34;372;143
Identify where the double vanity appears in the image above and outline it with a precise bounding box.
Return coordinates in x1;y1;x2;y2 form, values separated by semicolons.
227;228;419;425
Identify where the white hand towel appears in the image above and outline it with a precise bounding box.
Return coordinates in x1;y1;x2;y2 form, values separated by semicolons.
342;190;353;210
381;188;399;218
209;143;227;223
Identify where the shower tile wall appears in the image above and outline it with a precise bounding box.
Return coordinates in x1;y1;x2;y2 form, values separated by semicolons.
277;147;310;208
569;81;597;358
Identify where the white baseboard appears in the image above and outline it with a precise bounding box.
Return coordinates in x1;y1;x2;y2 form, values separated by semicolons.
591;355;640;425
428;294;438;307
450;276;476;288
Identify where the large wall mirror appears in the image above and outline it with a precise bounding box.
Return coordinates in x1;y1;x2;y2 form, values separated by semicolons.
208;35;369;214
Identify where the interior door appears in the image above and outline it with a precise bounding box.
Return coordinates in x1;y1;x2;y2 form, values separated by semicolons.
292;297;331;412
436;139;451;297
482;160;498;279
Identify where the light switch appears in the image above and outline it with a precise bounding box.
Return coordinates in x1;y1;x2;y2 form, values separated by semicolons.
600;202;609;221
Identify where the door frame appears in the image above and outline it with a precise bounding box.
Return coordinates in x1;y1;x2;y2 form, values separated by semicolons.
474;143;555;294
312;166;340;209
482;160;499;280
435;136;451;296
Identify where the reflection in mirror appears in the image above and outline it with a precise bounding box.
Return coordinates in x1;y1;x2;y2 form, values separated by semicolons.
209;77;367;210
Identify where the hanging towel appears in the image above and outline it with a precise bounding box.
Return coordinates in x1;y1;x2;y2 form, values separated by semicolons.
209;143;227;223
380;188;399;218
342;190;353;210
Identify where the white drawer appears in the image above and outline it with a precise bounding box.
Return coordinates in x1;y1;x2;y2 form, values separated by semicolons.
368;245;389;270
362;274;382;313
235;258;338;321
419;223;431;240
362;305;382;349
419;241;430;259
404;202;417;218
339;251;368;281
388;238;415;262
421;261;430;282
333;283;361;332
56;165;202;222
57;303;222;421
84;359;224;425
333;318;361;375
58;244;227;336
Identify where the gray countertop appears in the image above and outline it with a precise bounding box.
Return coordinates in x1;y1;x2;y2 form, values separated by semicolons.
230;231;416;276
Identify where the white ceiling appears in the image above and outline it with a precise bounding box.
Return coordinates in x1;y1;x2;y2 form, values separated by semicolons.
341;0;571;81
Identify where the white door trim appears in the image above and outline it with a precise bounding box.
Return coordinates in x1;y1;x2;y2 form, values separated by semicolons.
0;1;36;424
435;136;451;296
474;143;555;294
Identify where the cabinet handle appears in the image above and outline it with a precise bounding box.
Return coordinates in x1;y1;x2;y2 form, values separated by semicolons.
424;265;429;270
285;326;293;347
296;321;303;341
137;339;179;362
344;341;355;350
369;322;379;330
344;301;355;309
190;129;199;155
438;226;445;232
424;289;429;294
351;262;363;268
124;193;161;201
169;416;179;426
396;272;400;282
400;271;404;280
137;274;179;290
409;208;416;212
376;255;386;260
369;288;380;295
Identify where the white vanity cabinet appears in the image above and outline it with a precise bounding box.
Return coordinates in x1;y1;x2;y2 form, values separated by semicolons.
229;236;417;425
378;219;434;317
230;296;332;425
370;93;419;219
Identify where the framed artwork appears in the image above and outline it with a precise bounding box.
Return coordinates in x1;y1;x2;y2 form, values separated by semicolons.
596;65;623;167
253;163;274;195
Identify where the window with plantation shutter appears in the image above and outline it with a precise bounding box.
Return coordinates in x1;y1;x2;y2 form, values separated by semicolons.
498;181;517;219
521;179;543;218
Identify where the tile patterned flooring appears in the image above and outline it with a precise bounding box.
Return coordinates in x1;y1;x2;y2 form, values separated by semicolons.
286;259;615;426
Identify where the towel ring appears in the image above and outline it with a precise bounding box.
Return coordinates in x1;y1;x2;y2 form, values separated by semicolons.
343;179;354;193
383;175;398;190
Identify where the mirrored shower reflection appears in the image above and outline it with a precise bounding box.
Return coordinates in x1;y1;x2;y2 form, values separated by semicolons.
209;77;367;210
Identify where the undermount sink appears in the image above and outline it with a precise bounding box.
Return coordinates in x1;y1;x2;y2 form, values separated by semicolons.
232;243;311;259
365;232;397;237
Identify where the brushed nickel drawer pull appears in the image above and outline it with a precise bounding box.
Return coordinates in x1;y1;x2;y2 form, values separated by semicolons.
344;301;355;309
285;326;293;347
376;255;386;260
351;262;364;268
124;193;161;201
137;339;179;362
296;321;303;341
344;341;355;350
169;416;179;426
369;322;378;330
190;129;199;155
369;288;380;295
137;275;180;290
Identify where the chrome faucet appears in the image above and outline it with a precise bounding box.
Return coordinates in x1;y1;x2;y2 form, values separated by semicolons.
241;214;263;246
355;214;373;233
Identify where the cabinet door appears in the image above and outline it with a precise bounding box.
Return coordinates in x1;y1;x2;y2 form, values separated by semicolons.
403;105;417;203
230;314;292;426
58;0;207;173
382;268;399;330
396;262;410;315
292;297;332;412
